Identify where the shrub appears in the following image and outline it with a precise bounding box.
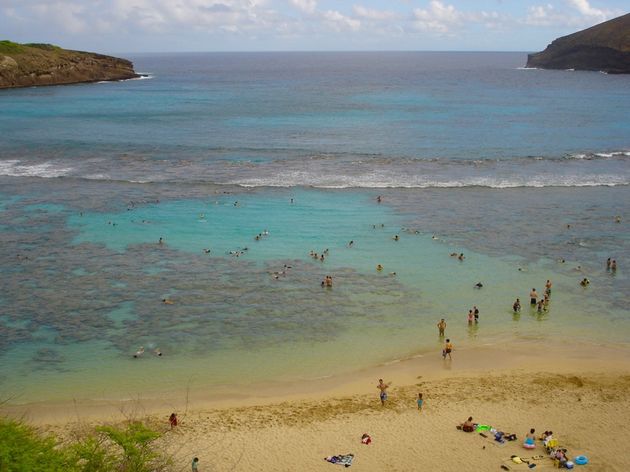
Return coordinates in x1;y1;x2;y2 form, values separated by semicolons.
0;418;77;472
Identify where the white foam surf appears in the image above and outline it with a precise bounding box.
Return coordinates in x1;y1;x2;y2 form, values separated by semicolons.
0;160;73;178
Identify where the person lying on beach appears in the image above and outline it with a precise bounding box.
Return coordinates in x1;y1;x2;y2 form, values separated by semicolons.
494;431;517;443
460;417;475;432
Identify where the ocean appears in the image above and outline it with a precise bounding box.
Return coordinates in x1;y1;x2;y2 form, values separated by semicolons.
0;52;628;403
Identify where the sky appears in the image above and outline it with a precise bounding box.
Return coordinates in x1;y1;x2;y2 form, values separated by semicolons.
0;0;627;53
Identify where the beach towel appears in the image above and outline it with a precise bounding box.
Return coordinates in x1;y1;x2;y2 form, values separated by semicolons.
325;454;354;467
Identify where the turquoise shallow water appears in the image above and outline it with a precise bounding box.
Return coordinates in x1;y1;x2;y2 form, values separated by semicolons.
0;185;628;402
0;52;628;403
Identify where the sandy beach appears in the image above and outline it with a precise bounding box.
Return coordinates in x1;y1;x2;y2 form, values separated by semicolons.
8;341;630;472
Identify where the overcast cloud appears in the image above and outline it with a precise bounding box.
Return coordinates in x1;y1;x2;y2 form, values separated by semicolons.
0;0;626;53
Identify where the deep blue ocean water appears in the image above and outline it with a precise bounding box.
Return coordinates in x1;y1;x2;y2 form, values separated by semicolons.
0;52;628;402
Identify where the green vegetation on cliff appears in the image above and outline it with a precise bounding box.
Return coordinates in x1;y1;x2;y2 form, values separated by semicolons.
0;41;139;89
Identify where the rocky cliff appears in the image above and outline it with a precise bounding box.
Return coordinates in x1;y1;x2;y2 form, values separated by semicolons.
526;13;630;74
0;41;140;89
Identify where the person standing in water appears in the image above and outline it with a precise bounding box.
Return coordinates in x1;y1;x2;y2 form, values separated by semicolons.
442;339;453;359
437;319;447;336
513;298;521;312
530;288;538;305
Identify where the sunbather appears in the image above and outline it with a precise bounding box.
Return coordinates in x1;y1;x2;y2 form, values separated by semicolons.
461;417;475;432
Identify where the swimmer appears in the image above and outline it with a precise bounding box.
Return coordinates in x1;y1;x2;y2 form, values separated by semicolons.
606;257;611;270
393;235;399;241
474;282;483;288
450;253;458;257
348;240;354;247
203;248;211;254
376;195;382;203
458;253;465;261
389;272;397;276
611;260;617;271
162;298;174;305
615;216;621;223
320;254;325;261
133;346;144;358
513;298;521;312
158;237;163;245
376;264;383;272
290;198;294;204
580;277;590;286
432;235;438;240
154;348;162;357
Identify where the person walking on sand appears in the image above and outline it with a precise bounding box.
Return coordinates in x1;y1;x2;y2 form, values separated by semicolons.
442;339;453;359
530;288;538;305
169;412;178;429
377;379;390;406
417;393;424;411
437;319;447;336
192;457;199;471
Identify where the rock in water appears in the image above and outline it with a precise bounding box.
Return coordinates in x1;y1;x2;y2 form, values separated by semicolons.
526;13;630;74
0;41;141;89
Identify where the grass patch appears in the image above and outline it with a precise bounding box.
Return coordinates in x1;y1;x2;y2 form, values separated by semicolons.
0;40;26;54
0;417;170;472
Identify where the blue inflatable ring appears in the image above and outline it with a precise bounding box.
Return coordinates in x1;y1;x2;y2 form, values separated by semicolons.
574;455;588;465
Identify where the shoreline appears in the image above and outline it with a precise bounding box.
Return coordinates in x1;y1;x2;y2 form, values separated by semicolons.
6;339;630;426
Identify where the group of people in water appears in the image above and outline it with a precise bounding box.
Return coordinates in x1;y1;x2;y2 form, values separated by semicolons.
511;279;553;314
133;346;162;358
321;275;333;287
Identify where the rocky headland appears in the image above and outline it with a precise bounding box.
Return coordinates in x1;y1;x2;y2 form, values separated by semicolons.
0;41;140;89
526;13;630;74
